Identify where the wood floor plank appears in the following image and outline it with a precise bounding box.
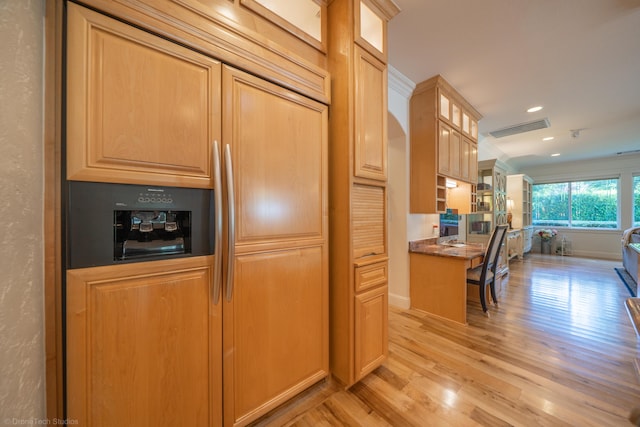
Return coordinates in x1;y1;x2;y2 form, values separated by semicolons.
252;254;640;426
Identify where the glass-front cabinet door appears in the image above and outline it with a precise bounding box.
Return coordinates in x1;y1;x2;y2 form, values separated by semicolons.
468;168;494;238
467;160;509;278
241;0;326;51
439;91;450;121
468;160;507;239
359;0;384;53
451;102;462;129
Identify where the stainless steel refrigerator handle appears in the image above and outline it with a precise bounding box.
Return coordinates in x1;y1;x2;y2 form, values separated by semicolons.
212;140;223;305
224;144;236;302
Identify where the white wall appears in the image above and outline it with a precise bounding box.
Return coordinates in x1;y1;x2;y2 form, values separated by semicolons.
0;0;46;421
388;113;410;308
387;66;413;309
387;67;442;309
521;153;640;260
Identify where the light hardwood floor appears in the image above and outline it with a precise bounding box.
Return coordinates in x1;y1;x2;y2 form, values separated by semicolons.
253;254;640;426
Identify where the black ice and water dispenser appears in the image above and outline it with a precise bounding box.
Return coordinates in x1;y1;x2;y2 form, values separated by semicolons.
67;181;214;269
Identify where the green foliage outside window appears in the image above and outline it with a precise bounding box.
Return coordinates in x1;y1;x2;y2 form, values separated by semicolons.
533;179;618;229
532;183;568;227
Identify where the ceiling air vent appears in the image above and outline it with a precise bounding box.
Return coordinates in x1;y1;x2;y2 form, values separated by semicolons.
488;118;550;138
617;149;640;156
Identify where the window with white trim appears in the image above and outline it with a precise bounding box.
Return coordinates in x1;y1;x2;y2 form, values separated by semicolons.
532;178;619;229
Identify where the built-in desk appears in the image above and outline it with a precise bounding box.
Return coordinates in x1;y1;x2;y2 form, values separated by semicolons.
409;239;485;325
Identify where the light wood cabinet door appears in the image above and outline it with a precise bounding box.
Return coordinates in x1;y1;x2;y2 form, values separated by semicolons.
462;111;471;136
222;65;328;426
449;128;461;178
66;256;221;427
240;0;326;52
354;45;387;181
469;139;478;183
355;285;388;381
451;101;462;129
66;3;221;188
438;90;450;122
460;137;470;181
471;118;479;140
438;121;452;176
461;136;478;183
355;0;390;59
352;183;387;259
222;66;328;247
354;261;388;293
438;120;461;178
223;247;327;426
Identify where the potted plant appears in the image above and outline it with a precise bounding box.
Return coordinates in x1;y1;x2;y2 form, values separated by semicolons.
538;229;557;254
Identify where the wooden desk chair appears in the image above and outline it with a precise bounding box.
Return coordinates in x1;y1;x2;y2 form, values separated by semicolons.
467;224;508;314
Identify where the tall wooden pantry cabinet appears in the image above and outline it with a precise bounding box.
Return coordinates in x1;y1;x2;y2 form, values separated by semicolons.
328;0;400;387
57;2;329;426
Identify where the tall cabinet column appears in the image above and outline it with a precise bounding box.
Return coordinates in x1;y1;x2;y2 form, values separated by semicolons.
328;0;399;387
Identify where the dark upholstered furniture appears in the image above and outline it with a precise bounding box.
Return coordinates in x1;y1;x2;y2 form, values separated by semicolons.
467;225;508;314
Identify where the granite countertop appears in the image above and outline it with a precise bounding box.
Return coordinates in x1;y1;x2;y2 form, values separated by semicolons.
409;238;485;260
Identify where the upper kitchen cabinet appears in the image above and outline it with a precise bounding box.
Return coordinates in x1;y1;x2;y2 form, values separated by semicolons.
354;45;388;181
463;136;478;182
328;0;399;388
240;0;327;52
410;74;482;214
437;121;461;178
66;4;221;188
75;0;330;104
355;0;389;61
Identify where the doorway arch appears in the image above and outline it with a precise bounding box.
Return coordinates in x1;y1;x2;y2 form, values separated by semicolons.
387;111;410;308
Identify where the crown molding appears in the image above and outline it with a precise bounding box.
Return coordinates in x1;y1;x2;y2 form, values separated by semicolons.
388;65;414;99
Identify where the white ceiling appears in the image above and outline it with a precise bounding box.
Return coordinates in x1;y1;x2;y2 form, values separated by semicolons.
387;0;640;170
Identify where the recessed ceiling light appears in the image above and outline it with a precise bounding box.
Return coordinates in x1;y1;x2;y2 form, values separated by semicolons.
527;106;543;113
551;153;560;157
543;136;554;141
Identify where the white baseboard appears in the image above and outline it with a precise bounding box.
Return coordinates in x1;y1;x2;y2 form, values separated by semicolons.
569;250;621;261
531;248;621;261
389;293;410;309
